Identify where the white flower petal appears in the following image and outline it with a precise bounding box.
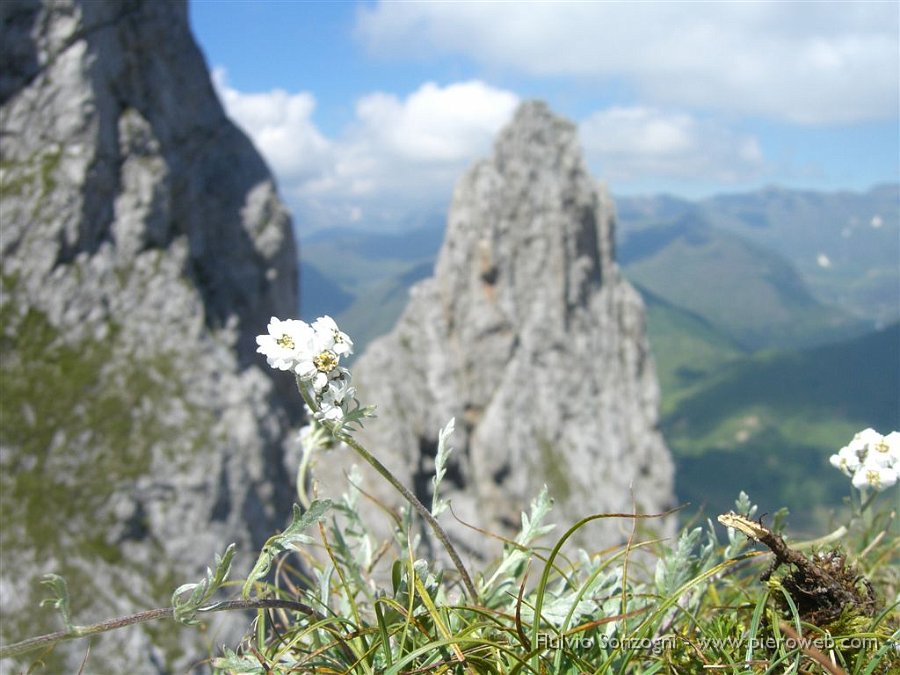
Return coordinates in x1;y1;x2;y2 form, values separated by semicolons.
829;453;854;477
256;317;315;371
852;465;897;491
883;431;900;463
312;315;354;356
313;371;329;392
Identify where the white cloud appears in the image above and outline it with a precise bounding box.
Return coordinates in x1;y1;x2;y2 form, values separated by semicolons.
357;2;899;125
314;81;519;202
212;68;332;183
580;107;764;183
215;74;519;229
354;82;520;163
214;72;765;230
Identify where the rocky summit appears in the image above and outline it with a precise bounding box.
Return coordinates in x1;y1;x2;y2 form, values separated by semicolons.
1;0;298;671
313;101;676;564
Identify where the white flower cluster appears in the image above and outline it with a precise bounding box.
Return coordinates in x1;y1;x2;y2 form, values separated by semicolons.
256;315;357;423
829;428;900;492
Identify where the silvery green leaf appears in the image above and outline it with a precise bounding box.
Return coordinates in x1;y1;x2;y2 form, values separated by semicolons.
211;648;267;674
517;586;597;627
39;574;75;633
772;507;790;534
431;418;455;517
282;500;332;538
724;491;759;551
734;491;757;519
481;486;556;599
318;562;334;607
242;500;332;597
338;403;377;432
518;486;555;544
172;543;236;625
655;527;702;597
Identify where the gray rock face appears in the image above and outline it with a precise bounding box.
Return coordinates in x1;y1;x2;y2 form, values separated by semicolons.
0;0;298;671
318;102;674;561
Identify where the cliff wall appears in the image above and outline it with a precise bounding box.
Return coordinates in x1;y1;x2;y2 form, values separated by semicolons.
1;1;299;670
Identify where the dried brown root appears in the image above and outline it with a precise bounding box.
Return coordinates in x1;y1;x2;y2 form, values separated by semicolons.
718;513;878;626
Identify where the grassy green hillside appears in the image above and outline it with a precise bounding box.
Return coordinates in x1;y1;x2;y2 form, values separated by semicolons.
666;323;900;529
620;217;866;351
336;261;433;360
299;262;355;320
638;286;745;415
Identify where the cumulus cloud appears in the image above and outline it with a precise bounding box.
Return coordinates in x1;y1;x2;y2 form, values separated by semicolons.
580;107;764;183
357;2;899;125
308;81;519;202
214;74;519;229
212;68;332;183
214;72;764;230
354;82;520;163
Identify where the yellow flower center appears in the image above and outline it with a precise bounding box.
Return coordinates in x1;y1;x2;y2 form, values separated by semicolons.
276;333;295;350
874;440;889;453
313;350;338;373
866;469;881;487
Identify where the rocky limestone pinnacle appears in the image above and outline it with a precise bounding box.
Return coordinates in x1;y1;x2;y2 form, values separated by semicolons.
313;101;675;564
1;0;299;671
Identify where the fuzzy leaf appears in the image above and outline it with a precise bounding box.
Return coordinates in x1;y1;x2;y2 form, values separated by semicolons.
211;648;267;674
431;418;455;517
242;500;332;597
39;574;75;633
172;543;236;625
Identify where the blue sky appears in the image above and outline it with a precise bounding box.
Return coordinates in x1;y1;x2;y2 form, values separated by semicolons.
190;1;899;234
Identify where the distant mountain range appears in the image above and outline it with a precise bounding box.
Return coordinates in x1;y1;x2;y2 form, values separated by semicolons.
617;184;900;328
620;216;865;351
299;217;444;356
299;184;900;526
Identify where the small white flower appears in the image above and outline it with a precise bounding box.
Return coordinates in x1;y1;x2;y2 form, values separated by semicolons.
317;375;356;423
296;348;341;391
852;428;883;451
864;441;895;468
312;315;353;356
256;317;312;371
851;465;898;491
287;316;354;391
317;401;345;422
832;428;899;491
829;445;862;477
257;316;360;423
870;431;899;461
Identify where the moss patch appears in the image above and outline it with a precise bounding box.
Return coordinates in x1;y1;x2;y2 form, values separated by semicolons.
0;146;62;201
0;273;216;667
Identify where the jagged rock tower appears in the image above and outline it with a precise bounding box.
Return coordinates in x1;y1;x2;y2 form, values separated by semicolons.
319;101;675;559
1;0;298;671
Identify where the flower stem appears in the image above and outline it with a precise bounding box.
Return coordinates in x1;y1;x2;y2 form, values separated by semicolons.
294;375;477;600
794;490;880;551
0;598;315;661
335;429;478;601
296;436;313;509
